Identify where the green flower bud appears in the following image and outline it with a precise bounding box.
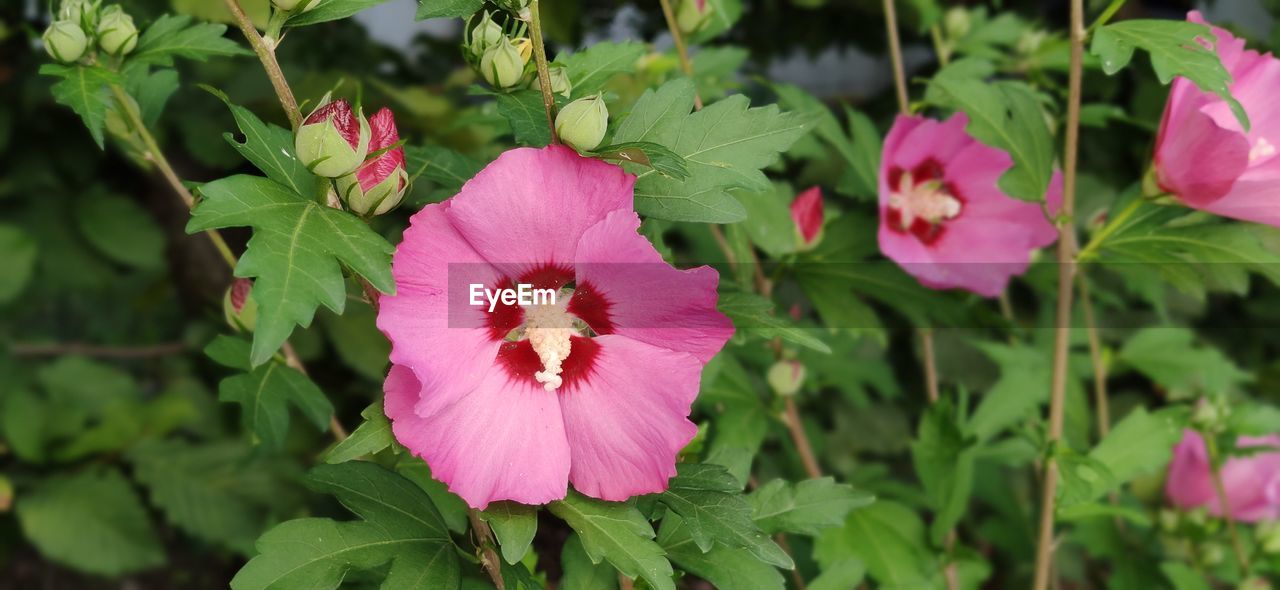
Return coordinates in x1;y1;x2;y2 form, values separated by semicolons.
767;360;806;397
943;7;971;40
1157;508;1180;533
43;21;88;63
295;98;371;178
272;0;318;12
1191;395;1230;433
1260;520;1280;555
548;65;572;98
468;11;504;58
555;93;608;151
494;0;531;20
480;37;527;89
1200;542;1224;566
223;279;258;333
58;0;100;31
676;0;712;35
96;5;138;56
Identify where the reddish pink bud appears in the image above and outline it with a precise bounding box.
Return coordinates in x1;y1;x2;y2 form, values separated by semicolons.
296;98;371;178
337;108;409;216
229;278;252;313
305;100;363;150
223;278;258;332
791;186;824;247
1166;429;1280;522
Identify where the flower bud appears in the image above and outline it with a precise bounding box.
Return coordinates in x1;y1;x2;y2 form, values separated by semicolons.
223;278;258;333
1157;508;1180;533
295;98;371;178
1260;520;1280;554
676;0;712;35
337;108;409;217
494;0;531;20
548;65;572;98
468;11;504;58
555;94;608;151
480;37;527;89
1200;542;1224;566
791;186;824;250
58;0;100;30
512;38;533;63
767;360;806;397
943;7;971;40
1190;396;1230;433
272;0;318;12
96;5;138;56
43;21;88;63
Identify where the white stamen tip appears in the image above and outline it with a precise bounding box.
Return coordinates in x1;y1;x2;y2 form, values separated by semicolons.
1250;137;1275;163
524;294;576;391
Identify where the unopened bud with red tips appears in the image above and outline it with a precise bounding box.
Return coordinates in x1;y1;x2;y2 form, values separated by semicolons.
791;186;824;250
272;0;318;12
43;21;88;63
548;65;572;98
295;98;371;177
337;108;409;216
555;93;608;151
480;37;528;89
676;0;712;35
767;360;806;397
223;278;258;333
97;5;138;56
467;11;504;59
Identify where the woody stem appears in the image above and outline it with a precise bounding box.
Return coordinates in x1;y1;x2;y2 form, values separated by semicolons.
224;0;302;129
528;0;559;143
658;0;703;109
1205;434;1252;573
468;510;506;590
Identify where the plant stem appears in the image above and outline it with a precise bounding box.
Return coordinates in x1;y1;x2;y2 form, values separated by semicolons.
282;341;350;440
929;25;950;67
1078;274;1109;440
658;0;703;110
468;509;506;590
882;0;909;114
1032;0;1085;588
1087;0;1128;34
920;328;939;403
1075;196;1142;262
1205;434;1252;573
224;0;302;129
527;0;559;143
783;396;821;478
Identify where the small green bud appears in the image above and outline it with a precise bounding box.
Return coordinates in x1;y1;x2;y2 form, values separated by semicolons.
272;0;318;12
43;21;88;63
675;0;712;35
97;5;138;56
943;7;971;40
223;278;258;333
1259;520;1280;555
494;0;531;20
58;0;100;30
468;11;504;58
548;65;572;98
295;98;372;178
1191;396;1230;433
555;93;608;151
1187;506;1209;528
1200;542;1224;566
767;360;806;397
1158;508;1180;533
480;36;528;89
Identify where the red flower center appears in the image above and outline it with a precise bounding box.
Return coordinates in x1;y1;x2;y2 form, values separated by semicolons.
885;159;965;245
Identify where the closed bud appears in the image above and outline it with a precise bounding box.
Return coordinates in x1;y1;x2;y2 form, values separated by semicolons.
295;98;371;177
468;11;504;58
676;0;712;35
223;278;258;333
548;65;572;98
58;0;100;30
43;21;88;63
480;37;527;89
96;5;138;56
1200;542;1224;566
943;7;971;40
555;93;608;151
337;108;409;216
512;38;533;64
494;0;531;20
767;360;806;397
1260;520;1280;554
791;186;824;250
1191;395;1230;433
272;0;318;12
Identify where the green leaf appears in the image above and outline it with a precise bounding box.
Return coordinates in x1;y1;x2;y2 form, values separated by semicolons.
325;401;393;463
415;0;483;20
814;501;936;589
132;14;250;66
547;491;675;590
687;0;743;44
232;462;459;590
612;79;813;223
718;292;831;354
320;302;389;380
187;175;395;365
926;72;1054;202
808;559;867;590
404;143;483;193
1119;328;1248;399
749;477;874;537
17;468;165;576
75;193;165;270
218;361;334;450
1160;561;1212;590
590;142;689;180
496;90;558;148
287;0;392;26
205;334;254;371
1085;407;1186;501
395;456;471;534
772;84;880;201
554;41;646;98
125;66;179;127
0;225;37;303
560;533;619;590
911;401;978;543
966;342;1051;441
733;181;798;258
205;87;326;199
656;513;786;590
1091;20;1248;130
39;64;120;149
480;501;539;565
655;464;792;569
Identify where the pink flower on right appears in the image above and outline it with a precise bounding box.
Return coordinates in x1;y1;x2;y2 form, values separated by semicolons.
1154;12;1280;226
1166;429;1280;522
878;113;1061;297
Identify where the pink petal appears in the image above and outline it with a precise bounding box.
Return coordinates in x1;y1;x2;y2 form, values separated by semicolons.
1165;430;1280;522
446;146;635;278
882;113;973;174
557;335;702;500
571;210;733;363
356;108;406;191
384;363;571;509
1166;429;1218;511
790;187;824;244
1154;80;1250;206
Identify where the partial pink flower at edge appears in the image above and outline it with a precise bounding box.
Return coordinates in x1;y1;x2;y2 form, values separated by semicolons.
1153;11;1280;226
376;145;734;509
1166;429;1280;522
791;186;824;246
877;113;1060;298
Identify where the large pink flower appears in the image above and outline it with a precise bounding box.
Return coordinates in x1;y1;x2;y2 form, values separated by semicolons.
1154;12;1280;226
877;113;1061;297
376;146;733;509
1166;429;1280;522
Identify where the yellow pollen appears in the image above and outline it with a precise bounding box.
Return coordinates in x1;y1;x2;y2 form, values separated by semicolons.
523;293;577;391
889;171;962;229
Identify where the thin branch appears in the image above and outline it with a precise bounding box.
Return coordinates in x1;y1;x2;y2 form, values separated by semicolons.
1031;0;1085;587
658;0;703;109
223;0;302;129
282;341;350;440
882;0;909;114
1078;275;1109;440
1205;434;1252;573
783;396;822;479
528;0;559;143
11;341;187;359
920;328;939;403
468;509;506;590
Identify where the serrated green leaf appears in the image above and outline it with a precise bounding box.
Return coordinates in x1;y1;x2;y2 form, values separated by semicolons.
911;401;977;544
687;0;743;44
187;175;394;365
772;84;880;201
75;194;165;270
218;360;333;450
325;401;393;463
561;533;618;590
656;513;785;590
497;90;559;148
124;65;179;127
1119;328;1248;399
966;342;1051;441
320;302;389;380
480;501;539;565
1090;19;1248;130
40;64;120;149
0;225;37;303
17;468;165;576
733;182;797;257
554;41;646;98
205;334;254;371
1084;407;1186;502
808;559;866;590
415;0;483;20
547;491;674;590
612;79;812;223
287;0;391;26
132;14;250;66
395;456;471;534
814;501;935;589
232;462;458;590
404;143;484;193
205;87;327;199
590;142;689;180
749;477;874;537
655;464;792;569
718;292;830;353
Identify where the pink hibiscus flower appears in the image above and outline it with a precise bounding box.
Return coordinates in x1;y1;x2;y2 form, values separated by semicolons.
1153;12;1280;227
376;145;733;509
1166;429;1280;522
878;113;1061;297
